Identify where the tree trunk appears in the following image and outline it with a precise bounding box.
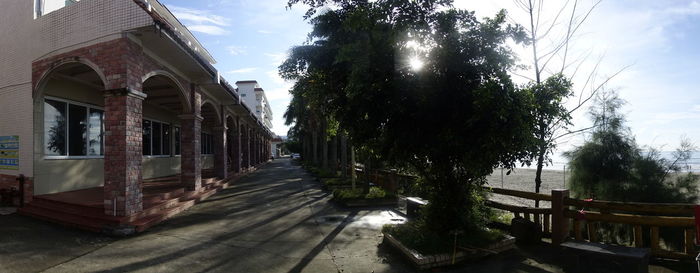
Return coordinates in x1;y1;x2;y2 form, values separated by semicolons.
534;149;545;208
312;131;318;166
364;158;371;194
321;127;328;171
350;144;356;189
329;135;337;174
340;133;348;178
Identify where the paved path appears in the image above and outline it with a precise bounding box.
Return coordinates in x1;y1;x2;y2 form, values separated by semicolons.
1;158;691;272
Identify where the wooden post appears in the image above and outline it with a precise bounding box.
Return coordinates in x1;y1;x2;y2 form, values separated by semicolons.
543;214;550;234
651;227;660;252
634;225;643;248
551;189;570;245
574;220;582;240
685;228;695;254
587;223;598;242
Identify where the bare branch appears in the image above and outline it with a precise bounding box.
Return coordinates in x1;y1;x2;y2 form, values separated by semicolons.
536;0;571;41
550;124;597;142
560;0;578;74
567;64;631;116
511;71;536;81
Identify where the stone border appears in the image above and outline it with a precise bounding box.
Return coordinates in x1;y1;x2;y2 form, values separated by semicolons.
383;232;516;269
339;198;398;207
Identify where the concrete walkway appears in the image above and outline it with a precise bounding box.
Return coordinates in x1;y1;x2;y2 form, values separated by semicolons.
1;158;692;272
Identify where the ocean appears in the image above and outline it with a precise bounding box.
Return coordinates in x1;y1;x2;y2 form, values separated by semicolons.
523;151;700;172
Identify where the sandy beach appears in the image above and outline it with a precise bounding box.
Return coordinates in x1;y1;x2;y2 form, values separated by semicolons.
485;168;568;208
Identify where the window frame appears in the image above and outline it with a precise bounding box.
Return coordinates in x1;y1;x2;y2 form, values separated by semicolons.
143;118;174;158
43;96;104;160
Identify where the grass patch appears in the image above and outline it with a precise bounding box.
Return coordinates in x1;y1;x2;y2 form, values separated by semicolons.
322;177;352;186
332;186;396;201
382;220;505;255
489;209;514;225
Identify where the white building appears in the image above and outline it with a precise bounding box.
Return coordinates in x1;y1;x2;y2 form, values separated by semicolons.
236;81;273;130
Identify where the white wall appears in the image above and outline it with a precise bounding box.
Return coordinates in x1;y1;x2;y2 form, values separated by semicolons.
0;0;150;179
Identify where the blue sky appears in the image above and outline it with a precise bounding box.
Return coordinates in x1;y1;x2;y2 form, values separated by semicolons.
161;0;700;157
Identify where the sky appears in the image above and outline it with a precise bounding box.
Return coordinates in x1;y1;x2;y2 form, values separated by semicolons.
160;0;700;160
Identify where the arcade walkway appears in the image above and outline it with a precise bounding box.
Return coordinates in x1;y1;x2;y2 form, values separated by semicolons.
0;158;606;273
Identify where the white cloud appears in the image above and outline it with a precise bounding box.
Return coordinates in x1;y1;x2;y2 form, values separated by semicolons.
226;67;258;74
227;46;248;56
257;30;274;34
168;6;230;26
165;5;230;36
186;25;229;35
265;52;288;66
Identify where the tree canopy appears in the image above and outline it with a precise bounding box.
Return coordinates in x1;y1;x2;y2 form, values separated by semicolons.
282;0;537;233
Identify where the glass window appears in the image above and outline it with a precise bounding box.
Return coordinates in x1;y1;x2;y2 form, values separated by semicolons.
152;122;162;155
143;120;151;155
200;132;215;154
174;127;181;155
68;104;87;156
88;109;103;156
37;0;79;17
44;98;104;157
201;133;205;154
44;99;67;156
163;124;171;156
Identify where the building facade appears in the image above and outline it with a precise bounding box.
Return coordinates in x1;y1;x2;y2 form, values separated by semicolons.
236;80;273;130
0;0;273;229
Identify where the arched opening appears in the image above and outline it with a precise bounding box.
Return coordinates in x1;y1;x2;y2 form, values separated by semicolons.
141;73;190;179
200;101;220;177
225;115;238;174
33;61;106;195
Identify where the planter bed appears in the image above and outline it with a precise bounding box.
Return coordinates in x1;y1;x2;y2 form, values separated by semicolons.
336;197;398;207
383;231;515;269
323;184;355;191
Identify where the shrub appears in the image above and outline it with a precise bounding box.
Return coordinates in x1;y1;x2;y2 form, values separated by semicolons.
332;186;395;201
383;218;505;255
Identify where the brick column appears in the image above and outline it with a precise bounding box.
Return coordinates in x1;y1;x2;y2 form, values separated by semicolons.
180;86;202;191
180;114;202;191
232;119;241;173
103;88;146;217
241;127;249;169
254;134;259;164
213;126;227;179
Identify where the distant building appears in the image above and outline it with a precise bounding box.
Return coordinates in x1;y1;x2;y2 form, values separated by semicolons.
236;81;273;130
271;136;285;158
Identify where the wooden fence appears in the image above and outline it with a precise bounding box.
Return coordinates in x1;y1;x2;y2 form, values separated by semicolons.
486;187;698;259
354;168;417;193
348;168;698;259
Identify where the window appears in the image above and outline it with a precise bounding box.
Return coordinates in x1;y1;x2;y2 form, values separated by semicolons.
201;132;214;155
163;124;171;156
240;94;246;97
174;127;181;155
36;0;80;18
44;98;103;157
143;119;172;156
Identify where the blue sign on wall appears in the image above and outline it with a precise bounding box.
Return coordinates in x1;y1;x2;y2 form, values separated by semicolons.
0;136;19;170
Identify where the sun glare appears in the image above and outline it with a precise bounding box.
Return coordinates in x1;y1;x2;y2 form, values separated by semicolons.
409;56;424;71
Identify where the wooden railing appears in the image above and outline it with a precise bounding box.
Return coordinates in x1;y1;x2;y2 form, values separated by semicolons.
485;187;698;259
563;197;696;259
355;168;417;193
486;187;553;235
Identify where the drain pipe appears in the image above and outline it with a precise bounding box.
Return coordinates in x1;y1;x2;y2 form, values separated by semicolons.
113;198;117;216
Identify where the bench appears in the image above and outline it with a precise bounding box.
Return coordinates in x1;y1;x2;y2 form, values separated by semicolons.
405;197;427;219
561;241;650;273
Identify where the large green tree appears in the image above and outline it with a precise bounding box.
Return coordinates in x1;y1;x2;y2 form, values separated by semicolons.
283;0;536;233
